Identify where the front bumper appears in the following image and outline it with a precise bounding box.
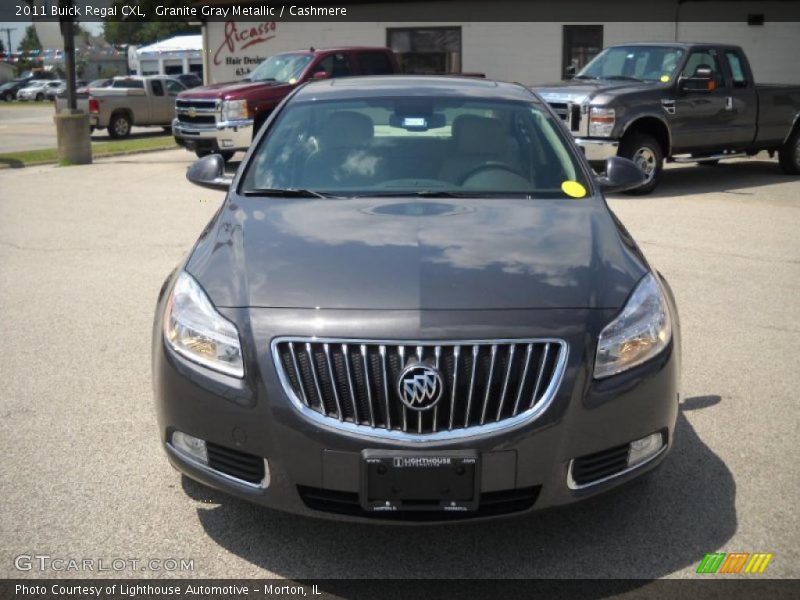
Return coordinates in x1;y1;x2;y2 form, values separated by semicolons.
172;118;253;154
153;297;680;523
575;138;620;163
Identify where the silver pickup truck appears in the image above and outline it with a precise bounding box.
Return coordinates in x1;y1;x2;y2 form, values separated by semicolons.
55;76;186;138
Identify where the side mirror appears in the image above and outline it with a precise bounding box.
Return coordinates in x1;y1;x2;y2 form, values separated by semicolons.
597;156;645;193
678;66;716;93
186;154;232;191
565;64;577;80
312;70;329;80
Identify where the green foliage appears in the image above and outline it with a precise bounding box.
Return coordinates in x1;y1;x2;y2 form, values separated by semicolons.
19;25;41;53
103;1;198;45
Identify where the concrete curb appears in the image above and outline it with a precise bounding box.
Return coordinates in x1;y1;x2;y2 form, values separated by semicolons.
0;145;180;170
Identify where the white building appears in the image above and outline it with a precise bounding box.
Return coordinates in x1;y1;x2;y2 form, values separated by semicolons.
135;35;204;77
198;1;800;85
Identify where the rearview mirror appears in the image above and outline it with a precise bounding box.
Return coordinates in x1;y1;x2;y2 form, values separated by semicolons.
678;66;716;93
596;156;645;193
186;154;232;191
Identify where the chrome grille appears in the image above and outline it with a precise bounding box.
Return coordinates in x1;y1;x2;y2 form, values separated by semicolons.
272;338;567;440
547;102;582;132
175;98;219;127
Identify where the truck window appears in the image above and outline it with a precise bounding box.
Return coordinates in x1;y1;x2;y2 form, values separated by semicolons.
357;51;394;75
112;79;144;89
314;53;353;78
681;50;725;88
165;80;184;96
151;80;165;96
725;51;748;88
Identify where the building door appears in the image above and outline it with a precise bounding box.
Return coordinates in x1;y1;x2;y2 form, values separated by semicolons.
387;27;461;74
562;25;603;79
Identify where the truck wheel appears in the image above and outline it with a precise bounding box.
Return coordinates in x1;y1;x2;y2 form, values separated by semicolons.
778;128;800;175
618;133;663;195
36;93;44;101
108;113;131;139
3;92;12;102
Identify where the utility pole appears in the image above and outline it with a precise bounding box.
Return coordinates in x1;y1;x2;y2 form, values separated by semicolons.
54;0;91;165
0;27;16;56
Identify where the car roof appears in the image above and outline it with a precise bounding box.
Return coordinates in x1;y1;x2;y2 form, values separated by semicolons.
295;75;540;102
609;41;744;50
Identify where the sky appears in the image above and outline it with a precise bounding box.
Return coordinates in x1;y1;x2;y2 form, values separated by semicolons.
0;21;104;53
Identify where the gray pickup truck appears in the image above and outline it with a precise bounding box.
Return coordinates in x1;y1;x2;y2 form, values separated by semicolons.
535;43;800;193
55;76;185;139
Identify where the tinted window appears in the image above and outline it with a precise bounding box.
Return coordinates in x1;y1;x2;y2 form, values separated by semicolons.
725;51;748;88
151;80;164;96
315;53;353;78
112;79;145;89
242;96;587;198
358;52;394;75
165;80;184;95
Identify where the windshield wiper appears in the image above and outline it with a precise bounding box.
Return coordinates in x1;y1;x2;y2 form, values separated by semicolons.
572;74;598;80
242;188;333;198
604;75;642;82
362;190;482;198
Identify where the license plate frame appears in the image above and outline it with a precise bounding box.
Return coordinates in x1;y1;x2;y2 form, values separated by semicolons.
360;450;480;513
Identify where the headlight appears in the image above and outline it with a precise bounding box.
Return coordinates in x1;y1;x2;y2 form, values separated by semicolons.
594;273;671;379
589;106;615;137
221;99;249;122
163;271;244;377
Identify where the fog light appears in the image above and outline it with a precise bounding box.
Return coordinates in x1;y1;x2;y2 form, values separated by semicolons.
627;432;663;467
172;431;208;464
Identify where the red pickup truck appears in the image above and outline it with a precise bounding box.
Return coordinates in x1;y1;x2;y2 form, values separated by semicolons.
172;46;399;160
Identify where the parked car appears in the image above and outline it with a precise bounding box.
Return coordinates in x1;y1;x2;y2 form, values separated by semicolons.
0;79;32;101
535;42;800;193
16;80;56;101
174;73;203;89
77;78;112;94
172;46;399;161
55;75;186;138
153;76;681;522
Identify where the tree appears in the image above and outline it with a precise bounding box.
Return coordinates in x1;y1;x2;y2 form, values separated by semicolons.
18;25;41;53
104;0;198;46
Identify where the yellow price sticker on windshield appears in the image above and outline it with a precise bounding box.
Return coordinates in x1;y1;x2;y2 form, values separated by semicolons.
660;75;670;83
562;180;587;198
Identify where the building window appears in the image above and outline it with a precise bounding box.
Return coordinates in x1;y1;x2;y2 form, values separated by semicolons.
562;25;603;79
387;27;461;74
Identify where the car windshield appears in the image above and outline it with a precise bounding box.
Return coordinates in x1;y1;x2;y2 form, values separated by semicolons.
241;96;589;198
248;53;313;83
577;45;685;83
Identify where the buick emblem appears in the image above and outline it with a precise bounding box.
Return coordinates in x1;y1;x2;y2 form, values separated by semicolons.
397;363;443;411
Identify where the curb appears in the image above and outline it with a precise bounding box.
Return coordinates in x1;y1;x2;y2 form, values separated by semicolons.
0;145;181;170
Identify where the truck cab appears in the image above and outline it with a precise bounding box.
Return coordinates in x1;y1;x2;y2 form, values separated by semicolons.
172;46;400;160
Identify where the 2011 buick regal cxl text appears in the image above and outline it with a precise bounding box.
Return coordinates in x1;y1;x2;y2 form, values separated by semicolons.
152;76;681;522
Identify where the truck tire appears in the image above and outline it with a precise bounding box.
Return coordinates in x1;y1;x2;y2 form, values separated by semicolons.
3;92;13;102
36;93;44;101
618;132;664;195
778;127;800;175
108;113;132;139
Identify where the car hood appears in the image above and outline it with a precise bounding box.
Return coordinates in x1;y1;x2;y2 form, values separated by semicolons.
535;79;656;105
178;79;290;100
186;197;647;310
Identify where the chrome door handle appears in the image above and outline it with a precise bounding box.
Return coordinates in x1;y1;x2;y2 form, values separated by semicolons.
725;96;733;110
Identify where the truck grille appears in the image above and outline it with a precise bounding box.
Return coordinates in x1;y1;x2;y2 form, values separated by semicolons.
548;102;582;132
273;338;567;440
175;99;218;126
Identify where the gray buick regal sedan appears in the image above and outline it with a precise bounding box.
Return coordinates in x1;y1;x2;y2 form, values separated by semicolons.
153;76;680;522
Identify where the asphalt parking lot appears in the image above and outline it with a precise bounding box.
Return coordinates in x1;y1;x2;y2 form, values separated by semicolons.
0;149;798;580
0;102;169;152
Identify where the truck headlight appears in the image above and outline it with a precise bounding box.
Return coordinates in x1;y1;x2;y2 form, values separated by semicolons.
221;99;249;122
594;273;671;379
163;271;244;377
589;107;615;137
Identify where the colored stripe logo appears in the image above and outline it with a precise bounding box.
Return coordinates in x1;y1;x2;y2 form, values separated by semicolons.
697;552;773;574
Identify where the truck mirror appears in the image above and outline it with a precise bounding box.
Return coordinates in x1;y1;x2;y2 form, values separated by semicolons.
679;66;715;93
312;70;329;80
565;64;577;80
596;156;645;193
186;154;232;191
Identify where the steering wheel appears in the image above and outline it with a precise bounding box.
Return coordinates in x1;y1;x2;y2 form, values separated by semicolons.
457;162;528;186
